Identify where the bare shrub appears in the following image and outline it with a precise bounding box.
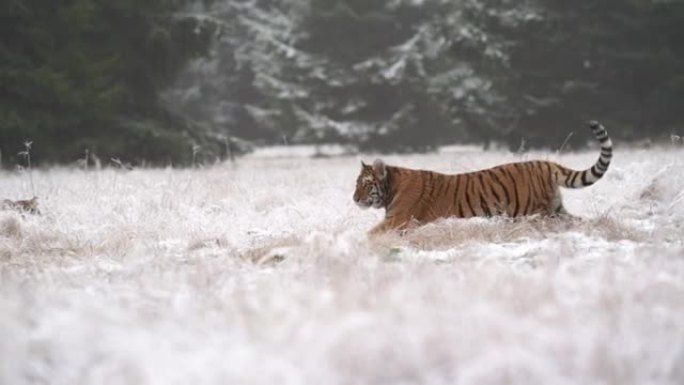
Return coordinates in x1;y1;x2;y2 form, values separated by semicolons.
240;235;301;264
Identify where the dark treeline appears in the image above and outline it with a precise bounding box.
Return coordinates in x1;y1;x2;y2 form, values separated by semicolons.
1;0;223;166
2;0;684;166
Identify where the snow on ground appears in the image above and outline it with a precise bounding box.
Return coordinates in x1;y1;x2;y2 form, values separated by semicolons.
1;146;683;385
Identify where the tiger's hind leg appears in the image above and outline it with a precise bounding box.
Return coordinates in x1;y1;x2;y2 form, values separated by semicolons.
549;190;579;220
552;204;572;217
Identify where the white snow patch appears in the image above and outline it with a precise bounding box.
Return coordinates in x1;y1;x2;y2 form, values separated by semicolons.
1;148;683;384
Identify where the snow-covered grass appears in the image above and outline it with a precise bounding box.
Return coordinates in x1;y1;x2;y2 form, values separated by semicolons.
1;147;683;385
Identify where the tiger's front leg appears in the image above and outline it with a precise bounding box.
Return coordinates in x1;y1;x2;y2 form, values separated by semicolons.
369;220;392;235
368;215;412;235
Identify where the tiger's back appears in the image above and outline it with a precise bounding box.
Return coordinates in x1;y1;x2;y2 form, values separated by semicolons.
391;160;566;222
353;121;613;233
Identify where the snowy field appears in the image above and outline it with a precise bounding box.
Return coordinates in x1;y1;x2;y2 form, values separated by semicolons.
1;146;683;385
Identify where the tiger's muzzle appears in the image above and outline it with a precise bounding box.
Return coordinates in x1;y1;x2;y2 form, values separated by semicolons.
353;193;372;209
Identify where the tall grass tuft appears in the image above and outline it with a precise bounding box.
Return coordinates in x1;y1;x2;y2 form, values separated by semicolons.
17;140;35;196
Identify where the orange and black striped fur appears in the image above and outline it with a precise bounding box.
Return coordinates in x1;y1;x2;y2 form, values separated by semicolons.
353;121;612;234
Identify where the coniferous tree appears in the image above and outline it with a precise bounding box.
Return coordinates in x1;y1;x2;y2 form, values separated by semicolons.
0;0;221;166
460;0;684;149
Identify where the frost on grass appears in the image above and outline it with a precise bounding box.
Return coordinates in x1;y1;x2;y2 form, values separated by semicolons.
1;148;683;385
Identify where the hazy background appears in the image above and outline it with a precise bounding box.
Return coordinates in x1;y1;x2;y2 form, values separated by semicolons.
2;0;683;166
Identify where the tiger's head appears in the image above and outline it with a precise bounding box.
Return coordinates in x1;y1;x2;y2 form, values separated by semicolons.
353;159;388;209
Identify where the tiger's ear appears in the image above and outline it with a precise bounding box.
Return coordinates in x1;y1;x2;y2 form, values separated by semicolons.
372;159;387;180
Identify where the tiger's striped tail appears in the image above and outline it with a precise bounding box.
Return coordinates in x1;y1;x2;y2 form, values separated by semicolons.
556;121;612;188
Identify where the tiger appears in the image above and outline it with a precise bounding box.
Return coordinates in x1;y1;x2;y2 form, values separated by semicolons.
353;121;612;234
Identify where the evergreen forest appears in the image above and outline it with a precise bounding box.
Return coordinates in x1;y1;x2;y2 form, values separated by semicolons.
2;0;683;166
